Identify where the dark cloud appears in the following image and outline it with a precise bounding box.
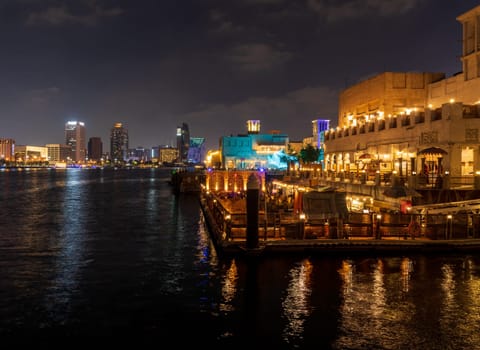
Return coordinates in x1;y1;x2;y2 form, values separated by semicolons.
227;43;293;71
307;0;425;22
24;0;124;26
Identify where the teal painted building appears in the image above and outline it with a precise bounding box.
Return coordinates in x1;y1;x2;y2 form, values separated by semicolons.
220;120;290;170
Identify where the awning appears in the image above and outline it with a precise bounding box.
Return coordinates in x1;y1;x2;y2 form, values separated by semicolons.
383;186;422;199
302;190;349;220
417;147;447;156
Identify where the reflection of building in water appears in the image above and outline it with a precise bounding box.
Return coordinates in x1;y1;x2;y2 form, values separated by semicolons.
401;257;414;293
323;5;480;181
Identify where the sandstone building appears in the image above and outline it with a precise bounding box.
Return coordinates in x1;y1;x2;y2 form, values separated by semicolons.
323;5;480;187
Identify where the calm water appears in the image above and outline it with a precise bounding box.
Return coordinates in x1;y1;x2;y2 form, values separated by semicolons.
1;168;480;348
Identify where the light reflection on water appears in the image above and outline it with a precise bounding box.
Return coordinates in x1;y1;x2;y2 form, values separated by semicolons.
45;169;88;324
333;257;480;350
1;169;480;348
220;260;238;313
281;259;313;346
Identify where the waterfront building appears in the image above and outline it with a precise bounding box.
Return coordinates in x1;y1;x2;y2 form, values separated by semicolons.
151;146;160;162
312;119;330;149
176;122;190;163
87;137;103;162
311;119;329;166
14;145;48;165
220;120;289;170
322;5;480;187
127;147;150;163
187;137;206;165
110;123;129;163
205;149;221;169
0;138;15;162
288;140;303;155
46;143;72;163
65;121;86;163
159;145;178;164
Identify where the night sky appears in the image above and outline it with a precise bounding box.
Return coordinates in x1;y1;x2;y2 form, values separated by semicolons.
1;0;479;151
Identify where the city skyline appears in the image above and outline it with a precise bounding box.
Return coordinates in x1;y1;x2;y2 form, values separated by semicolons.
1;0;479;150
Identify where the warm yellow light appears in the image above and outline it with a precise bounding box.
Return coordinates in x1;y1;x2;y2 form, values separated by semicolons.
449;98;455;103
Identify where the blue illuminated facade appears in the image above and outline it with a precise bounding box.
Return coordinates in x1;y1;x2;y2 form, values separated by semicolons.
187;137;206;164
312;119;329;165
220;120;291;170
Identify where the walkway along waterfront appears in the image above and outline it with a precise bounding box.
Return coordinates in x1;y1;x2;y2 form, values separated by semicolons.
199;170;480;257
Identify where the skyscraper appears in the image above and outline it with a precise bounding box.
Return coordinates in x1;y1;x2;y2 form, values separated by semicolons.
46;143;72;162
110;123;129;163
88;137;103;162
0;138;15;163
65;121;86;163
176;122;190;163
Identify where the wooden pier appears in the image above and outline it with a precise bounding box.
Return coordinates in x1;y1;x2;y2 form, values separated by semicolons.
199;187;480;257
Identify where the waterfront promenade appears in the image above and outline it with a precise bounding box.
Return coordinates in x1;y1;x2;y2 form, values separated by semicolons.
199;193;480;260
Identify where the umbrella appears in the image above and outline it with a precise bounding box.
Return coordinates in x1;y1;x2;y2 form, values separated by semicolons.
417;147;447;155
383;185;422;199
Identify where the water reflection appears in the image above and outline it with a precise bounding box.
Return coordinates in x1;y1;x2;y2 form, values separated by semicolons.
437;258;480;348
401;257;414;293
219;260;238;313
281;259;313;345
45;169;88;323
336;258;413;349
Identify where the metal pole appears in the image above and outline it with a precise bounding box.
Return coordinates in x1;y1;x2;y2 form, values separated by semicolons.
246;174;259;249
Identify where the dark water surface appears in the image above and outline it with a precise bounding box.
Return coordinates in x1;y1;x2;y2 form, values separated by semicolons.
1;168;480;348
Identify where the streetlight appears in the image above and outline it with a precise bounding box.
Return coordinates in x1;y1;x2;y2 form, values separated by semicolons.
446;214;453;239
299;212;306;239
375;214;382;239
223;214;231;241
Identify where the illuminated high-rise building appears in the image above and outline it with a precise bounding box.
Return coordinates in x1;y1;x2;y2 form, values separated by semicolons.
0;138;15;162
110;123;129;163
65;121;86;163
176;122;190;163
46;143;72;162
